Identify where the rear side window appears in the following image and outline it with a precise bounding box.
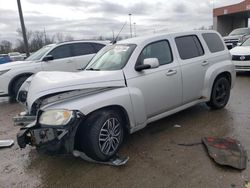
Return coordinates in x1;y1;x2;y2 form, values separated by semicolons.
92;43;105;53
72;43;95;56
49;44;72;60
137;40;173;66
202;33;225;53
175;35;204;60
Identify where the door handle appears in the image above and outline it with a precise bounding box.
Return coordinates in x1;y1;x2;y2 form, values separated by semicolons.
166;69;177;76
202;60;209;66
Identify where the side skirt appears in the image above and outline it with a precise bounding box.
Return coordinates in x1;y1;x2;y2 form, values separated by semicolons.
130;99;207;133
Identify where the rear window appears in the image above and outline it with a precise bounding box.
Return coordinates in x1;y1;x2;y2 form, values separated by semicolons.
202;33;225;53
72;43;95;56
92;43;105;53
175;35;204;60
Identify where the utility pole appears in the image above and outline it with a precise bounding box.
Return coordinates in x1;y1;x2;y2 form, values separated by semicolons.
17;0;30;56
133;22;136;37
44;27;47;44
128;13;132;38
112;30;115;41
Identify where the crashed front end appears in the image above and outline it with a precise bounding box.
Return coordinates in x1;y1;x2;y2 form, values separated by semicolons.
17;108;85;154
15;88;104;154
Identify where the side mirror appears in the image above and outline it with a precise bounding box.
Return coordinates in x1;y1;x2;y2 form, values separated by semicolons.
237;42;242;46
42;55;54;61
135;58;160;71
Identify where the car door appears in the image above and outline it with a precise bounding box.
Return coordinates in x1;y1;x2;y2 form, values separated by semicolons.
127;40;182;118
71;43;98;70
174;35;208;104
41;44;76;72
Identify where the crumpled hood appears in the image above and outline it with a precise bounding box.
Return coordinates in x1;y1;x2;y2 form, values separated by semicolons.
230;46;250;55
26;70;126;110
0;60;34;70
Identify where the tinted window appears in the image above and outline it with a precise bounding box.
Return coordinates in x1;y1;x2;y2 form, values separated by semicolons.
202;33;225;53
175;35;204;60
49;44;72;60
92;43;105;53
137;40;173;66
72;43;95;56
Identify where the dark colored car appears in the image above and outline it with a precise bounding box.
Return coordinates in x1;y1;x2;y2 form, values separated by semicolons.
0;54;12;64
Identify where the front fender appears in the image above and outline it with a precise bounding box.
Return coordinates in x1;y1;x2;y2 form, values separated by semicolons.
202;59;236;99
41;87;139;131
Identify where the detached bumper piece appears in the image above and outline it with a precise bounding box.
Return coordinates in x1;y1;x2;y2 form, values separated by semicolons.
202;137;247;170
0;139;14;148
73;150;129;166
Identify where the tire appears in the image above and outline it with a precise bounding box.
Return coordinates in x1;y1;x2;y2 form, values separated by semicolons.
10;76;29;101
206;77;230;109
80;109;124;161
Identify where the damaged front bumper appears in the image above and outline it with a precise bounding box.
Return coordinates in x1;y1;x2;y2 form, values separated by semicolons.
13;111;36;126
16;111;84;154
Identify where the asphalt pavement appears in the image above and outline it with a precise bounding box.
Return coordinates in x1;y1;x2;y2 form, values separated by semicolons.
0;73;250;188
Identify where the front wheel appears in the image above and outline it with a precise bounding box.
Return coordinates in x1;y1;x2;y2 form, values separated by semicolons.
206;77;230;109
80;110;124;161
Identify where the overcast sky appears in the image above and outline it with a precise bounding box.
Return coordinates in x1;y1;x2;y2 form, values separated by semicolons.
0;0;243;44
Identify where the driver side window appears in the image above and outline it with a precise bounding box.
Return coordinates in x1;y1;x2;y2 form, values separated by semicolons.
137;40;173;66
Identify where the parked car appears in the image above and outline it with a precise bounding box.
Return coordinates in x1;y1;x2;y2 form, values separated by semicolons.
230;37;250;71
8;52;25;61
16;31;235;162
0;40;107;99
0;54;12;64
224;28;250;49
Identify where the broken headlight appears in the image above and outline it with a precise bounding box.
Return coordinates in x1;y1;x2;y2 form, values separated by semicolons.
39;109;74;126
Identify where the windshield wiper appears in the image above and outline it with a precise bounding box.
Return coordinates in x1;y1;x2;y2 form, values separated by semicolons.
86;68;100;71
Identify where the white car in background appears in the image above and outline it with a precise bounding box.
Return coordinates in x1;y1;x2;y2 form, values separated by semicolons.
8;52;24;61
0;40;108;99
230;37;250;71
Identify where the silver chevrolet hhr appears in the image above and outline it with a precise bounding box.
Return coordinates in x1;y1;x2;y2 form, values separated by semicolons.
16;30;235;163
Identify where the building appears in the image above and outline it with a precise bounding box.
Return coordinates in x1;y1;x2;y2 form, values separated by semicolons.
213;0;250;36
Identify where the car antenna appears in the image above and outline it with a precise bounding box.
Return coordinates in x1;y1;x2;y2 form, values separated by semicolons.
112;22;127;44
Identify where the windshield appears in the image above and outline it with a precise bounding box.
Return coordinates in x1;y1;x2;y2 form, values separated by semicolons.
229;28;250;36
26;44;55;61
85;44;136;71
241;38;250;46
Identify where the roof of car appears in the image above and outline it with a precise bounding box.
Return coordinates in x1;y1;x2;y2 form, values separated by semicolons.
57;40;110;45
118;30;219;46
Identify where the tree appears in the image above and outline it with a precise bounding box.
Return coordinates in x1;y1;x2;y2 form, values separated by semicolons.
55;32;74;42
15;28;56;53
0;40;12;54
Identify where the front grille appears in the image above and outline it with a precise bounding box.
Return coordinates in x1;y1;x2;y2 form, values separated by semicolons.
236;65;250;69
232;55;250;61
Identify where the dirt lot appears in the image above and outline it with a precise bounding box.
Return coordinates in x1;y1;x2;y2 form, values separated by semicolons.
0;73;250;188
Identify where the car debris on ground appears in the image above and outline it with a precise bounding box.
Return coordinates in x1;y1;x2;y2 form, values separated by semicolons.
73;150;129;166
202;137;247;170
0;139;14;148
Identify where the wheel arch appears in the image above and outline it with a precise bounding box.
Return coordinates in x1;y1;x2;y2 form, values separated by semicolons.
8;72;33;96
202;60;235;99
74;104;130;151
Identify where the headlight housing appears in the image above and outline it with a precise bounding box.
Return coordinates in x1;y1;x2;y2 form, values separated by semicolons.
0;69;10;76
39;109;74;126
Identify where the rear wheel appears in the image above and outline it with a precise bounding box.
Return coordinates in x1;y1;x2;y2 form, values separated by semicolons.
9;76;30;102
206;77;230;109
79;109;124;161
